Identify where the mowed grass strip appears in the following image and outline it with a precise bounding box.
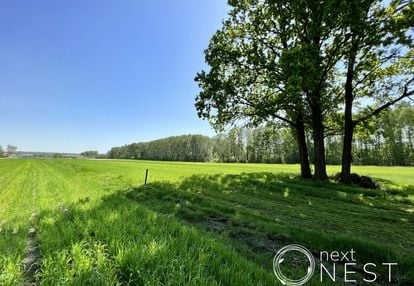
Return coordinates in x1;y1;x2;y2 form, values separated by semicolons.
0;159;413;285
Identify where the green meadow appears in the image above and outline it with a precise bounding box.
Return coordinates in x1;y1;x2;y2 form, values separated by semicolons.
0;159;413;285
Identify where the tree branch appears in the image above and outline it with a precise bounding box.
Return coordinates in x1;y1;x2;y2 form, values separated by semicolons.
354;77;414;125
273;114;296;126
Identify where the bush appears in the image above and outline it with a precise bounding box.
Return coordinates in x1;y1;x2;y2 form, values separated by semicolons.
334;173;380;189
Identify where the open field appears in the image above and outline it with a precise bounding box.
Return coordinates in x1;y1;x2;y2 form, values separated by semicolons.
0;159;413;285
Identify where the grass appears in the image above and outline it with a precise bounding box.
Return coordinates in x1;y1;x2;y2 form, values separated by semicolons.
0;158;413;285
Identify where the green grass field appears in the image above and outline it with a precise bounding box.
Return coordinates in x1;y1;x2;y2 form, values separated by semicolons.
0;159;413;285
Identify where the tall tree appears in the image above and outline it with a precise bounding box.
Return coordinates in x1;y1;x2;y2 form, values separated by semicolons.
196;1;308;173
338;0;414;182
197;1;324;179
195;0;364;180
280;1;345;179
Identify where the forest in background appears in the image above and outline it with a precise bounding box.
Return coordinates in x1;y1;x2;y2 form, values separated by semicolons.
107;103;414;166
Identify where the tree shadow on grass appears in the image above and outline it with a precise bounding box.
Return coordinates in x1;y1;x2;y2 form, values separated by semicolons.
126;172;414;284
31;172;414;285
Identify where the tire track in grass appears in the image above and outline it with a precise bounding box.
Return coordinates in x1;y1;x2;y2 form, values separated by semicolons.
23;213;39;286
20;159;94;285
22;161;41;285
12;159;91;285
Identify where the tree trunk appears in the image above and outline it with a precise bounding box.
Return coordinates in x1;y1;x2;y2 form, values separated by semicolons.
311;103;328;180
341;108;355;183
341;87;355;183
341;42;357;183
295;116;312;179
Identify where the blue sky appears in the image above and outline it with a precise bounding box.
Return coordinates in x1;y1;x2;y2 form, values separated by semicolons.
0;1;229;153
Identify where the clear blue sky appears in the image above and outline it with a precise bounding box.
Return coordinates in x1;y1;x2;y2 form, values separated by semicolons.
0;1;229;153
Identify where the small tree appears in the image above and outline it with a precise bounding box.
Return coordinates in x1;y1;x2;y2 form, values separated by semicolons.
0;145;4;157
6;145;17;157
81;151;99;158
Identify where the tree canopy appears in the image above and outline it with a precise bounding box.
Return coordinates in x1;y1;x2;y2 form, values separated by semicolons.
195;0;414;181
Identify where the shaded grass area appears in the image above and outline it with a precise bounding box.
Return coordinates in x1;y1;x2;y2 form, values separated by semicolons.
127;173;414;284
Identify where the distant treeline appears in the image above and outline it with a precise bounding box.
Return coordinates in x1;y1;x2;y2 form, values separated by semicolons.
107;104;414;166
107;135;212;162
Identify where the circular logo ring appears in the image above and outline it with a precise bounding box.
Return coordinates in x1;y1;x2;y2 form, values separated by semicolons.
273;244;315;286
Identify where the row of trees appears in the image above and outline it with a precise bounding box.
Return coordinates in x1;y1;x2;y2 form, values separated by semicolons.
195;0;413;182
327;103;414;165
214;103;414;165
211;127;298;163
0;145;18;157
107;135;212;162
107;103;414;166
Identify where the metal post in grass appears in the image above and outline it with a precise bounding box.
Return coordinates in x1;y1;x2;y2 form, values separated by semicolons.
144;169;148;185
